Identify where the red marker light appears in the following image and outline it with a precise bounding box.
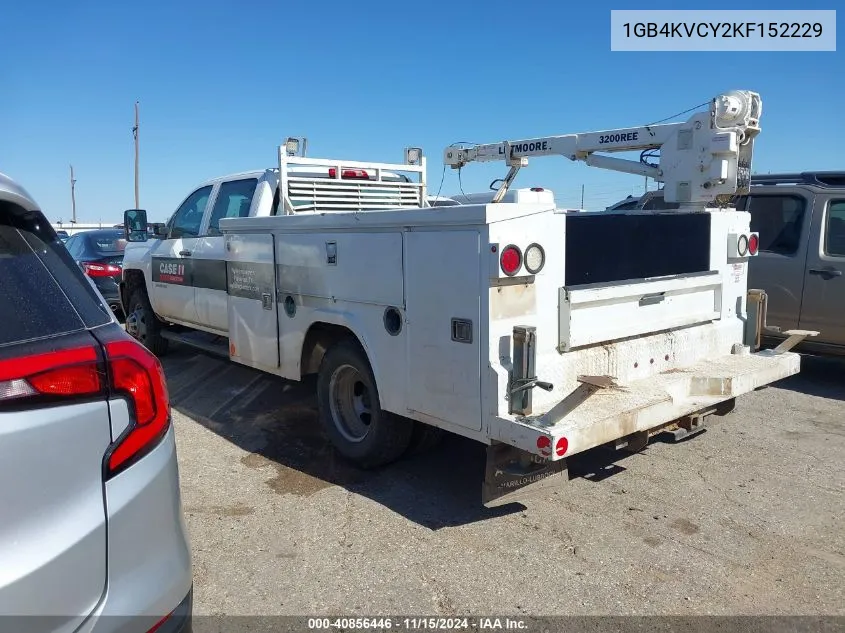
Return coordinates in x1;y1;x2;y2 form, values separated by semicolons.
500;245;522;276
748;233;759;256
328;168;370;180
555;437;568;457
537;436;552;456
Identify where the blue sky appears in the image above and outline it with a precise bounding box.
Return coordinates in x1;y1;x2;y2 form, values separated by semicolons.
0;0;841;223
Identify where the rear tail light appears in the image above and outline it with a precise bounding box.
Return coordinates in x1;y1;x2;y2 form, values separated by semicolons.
328;168;370;180
82;262;121;277
104;339;170;477
0;333;170;477
0;346;102;402
500;245;523;276
729;232;760;258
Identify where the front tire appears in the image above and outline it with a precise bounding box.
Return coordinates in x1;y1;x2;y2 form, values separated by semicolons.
316;340;413;468
125;289;169;356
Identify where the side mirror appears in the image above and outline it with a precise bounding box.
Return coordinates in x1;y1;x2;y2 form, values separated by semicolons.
124;209;149;242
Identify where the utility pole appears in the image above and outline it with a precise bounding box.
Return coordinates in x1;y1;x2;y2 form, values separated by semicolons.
70;164;77;223
133;101;140;209
580;184;585;209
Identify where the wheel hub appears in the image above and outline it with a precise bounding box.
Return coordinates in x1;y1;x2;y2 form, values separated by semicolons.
329;364;373;443
126;307;147;342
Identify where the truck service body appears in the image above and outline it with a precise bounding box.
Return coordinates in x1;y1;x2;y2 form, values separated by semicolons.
121;93;816;505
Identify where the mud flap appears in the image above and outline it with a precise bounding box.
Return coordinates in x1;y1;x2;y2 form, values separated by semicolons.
482;442;568;508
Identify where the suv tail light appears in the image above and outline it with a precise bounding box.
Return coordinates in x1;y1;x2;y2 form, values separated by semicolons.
0;346;102;402
103;339;170;477
0;331;170;478
82;262;121;277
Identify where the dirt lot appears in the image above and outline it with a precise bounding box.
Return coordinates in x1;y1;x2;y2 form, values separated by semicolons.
164;346;844;616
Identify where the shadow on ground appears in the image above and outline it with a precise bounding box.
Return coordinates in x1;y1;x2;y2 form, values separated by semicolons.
768;353;845;402
162;344;651;529
163;344;521;529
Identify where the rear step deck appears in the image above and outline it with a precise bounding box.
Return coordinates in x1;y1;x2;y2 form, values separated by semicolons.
508;347;805;460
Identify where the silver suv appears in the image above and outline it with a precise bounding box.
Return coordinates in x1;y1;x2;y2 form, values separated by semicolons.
0;173;193;632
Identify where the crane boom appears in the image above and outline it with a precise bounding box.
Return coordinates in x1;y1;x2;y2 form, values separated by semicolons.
444;90;762;209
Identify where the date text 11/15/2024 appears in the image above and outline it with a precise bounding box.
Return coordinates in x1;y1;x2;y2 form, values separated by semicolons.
307;618;531;631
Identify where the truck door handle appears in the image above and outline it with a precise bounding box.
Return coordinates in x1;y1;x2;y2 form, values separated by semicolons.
179;250;192;257
809;267;842;280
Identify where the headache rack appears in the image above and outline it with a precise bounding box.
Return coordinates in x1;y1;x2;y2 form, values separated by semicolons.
275;141;428;215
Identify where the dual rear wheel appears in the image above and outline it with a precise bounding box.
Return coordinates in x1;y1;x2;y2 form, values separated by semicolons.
316;340;443;468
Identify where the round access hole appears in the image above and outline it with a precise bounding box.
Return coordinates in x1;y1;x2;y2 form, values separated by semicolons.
383;307;403;336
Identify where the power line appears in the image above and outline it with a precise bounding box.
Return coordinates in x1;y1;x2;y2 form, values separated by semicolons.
645;101;709;126
133;101;140;209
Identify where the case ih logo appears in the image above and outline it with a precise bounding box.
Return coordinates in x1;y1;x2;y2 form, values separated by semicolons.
159;262;186;283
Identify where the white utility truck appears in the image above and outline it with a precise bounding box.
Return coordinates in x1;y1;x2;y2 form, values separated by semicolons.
121;90;816;506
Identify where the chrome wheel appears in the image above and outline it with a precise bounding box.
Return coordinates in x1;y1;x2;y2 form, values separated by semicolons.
328;364;373;443
125;304;149;344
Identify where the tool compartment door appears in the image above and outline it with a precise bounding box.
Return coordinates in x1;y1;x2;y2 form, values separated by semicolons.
405;229;482;431
225;233;279;371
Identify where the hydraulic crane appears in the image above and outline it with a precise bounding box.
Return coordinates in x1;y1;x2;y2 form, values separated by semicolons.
443;90;762;210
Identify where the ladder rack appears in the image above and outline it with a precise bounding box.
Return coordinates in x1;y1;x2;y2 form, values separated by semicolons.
276;146;428;215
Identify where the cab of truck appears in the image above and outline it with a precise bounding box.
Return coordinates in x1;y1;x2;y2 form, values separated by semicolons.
120;155;428;353
605;172;845;355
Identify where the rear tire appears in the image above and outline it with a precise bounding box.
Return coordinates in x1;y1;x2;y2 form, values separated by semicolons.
406;422;445;457
125;289;169;357
316;340;413;468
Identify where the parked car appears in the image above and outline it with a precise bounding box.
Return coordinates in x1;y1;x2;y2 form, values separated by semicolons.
605;172;845;355
56;229;70;242
0;172;192;632
63;228;127;315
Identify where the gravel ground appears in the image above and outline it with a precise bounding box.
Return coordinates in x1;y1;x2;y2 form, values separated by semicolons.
163;346;844;617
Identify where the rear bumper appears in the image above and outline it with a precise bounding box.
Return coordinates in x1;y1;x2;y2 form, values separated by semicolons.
488;347;802;461
147;586;192;633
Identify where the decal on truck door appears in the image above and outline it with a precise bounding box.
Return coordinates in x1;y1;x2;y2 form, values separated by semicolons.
226;262;275;301
152;257;228;291
153;258;188;285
